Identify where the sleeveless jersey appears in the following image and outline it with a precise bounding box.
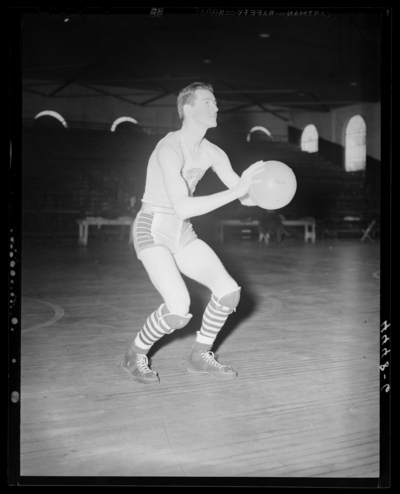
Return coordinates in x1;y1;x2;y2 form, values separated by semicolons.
141;131;213;209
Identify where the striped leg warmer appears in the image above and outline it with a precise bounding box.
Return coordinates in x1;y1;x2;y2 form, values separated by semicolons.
132;304;192;354
194;287;241;351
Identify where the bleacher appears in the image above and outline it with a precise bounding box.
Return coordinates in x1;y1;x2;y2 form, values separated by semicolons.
22;122;156;242
21;122;380;243
205;133;380;240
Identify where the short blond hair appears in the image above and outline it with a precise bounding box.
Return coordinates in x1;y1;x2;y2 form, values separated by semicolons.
177;82;214;121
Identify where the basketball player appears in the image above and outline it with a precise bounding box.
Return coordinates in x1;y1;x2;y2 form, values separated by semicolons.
122;82;265;384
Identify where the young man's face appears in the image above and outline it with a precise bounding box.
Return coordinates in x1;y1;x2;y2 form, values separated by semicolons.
184;89;219;128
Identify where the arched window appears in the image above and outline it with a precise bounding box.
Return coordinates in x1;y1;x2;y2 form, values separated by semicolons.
34;110;68;128
301;124;319;153
246;126;273;142
111;117;139;132
345;115;366;172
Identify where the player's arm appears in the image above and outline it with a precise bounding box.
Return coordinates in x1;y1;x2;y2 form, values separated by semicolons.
158;145;263;220
209;144;258;207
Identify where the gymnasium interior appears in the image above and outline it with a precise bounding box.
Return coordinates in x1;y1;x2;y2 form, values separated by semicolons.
10;9;390;487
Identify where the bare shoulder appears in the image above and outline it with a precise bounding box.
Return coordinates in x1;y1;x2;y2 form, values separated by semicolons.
157;131;184;166
204;138;230;166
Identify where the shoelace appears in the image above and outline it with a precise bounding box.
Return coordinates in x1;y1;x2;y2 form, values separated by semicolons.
201;351;224;369
136;354;154;374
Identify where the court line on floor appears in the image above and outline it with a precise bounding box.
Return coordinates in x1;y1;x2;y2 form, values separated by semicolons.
21;297;65;333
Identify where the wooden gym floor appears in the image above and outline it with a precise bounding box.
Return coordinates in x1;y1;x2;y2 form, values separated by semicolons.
19;235;381;481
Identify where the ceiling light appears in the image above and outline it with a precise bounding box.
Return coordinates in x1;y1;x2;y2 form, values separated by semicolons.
259;33;270;38
350;82;358;86
203;59;212;64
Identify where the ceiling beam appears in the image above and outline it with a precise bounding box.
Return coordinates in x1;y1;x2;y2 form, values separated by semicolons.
96;74;203;83
307;92;331;113
218;103;257;114
48;64;97;97
215;89;299;94
22;87;51;97
139;92;172;106
216;79;290;121
269;100;364;106
77;83;141;106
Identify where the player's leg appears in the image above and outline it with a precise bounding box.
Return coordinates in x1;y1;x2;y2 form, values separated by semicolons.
123;245;192;384
174;238;241;379
258;224;266;242
276;224;284;243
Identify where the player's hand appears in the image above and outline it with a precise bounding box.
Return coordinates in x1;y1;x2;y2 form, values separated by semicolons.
239;193;258;207
233;161;265;197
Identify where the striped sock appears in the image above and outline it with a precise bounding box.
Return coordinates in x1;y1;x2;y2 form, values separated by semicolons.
195;294;234;349
133;304;172;353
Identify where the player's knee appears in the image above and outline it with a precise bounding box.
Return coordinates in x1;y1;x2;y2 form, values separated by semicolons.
215;286;241;312
160;304;192;334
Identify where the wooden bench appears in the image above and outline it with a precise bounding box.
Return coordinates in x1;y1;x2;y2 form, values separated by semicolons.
77;217;134;246
215;219;316;243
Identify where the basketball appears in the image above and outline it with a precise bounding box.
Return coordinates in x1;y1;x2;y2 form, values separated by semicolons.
249;160;297;210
